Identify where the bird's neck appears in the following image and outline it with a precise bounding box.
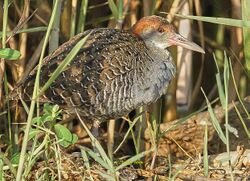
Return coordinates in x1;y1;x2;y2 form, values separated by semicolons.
144;42;171;62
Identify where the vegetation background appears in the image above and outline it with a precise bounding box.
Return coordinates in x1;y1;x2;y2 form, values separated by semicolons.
0;0;249;180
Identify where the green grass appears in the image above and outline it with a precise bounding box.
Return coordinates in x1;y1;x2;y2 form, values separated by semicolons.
200;52;250;180
15;0;60;179
14;1;89;179
203;123;208;177
1;1;250;180
76;110;155;180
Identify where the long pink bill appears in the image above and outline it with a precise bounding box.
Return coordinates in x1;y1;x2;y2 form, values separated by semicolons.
169;33;205;54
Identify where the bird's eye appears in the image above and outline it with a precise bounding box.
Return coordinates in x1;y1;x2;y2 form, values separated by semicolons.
158;27;164;33
177;37;183;41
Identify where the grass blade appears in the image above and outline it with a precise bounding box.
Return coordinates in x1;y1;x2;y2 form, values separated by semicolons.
108;0;119;20
39;32;91;95
0;27;48;38
75;110;115;172
115;147;155;171
16;1;60;180
83;147;113;171
86;15;114;25
201;88;227;144
213;53;226;108
232;101;250;140
165;13;250;27
77;0;88;33
203;123;208;177
80;149;95;181
114;116;139;153
242;0;250;73
229;57;250;118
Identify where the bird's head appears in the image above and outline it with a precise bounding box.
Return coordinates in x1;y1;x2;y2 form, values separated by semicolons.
131;15;205;54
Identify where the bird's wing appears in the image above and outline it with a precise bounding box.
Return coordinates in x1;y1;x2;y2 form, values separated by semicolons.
21;28;148;109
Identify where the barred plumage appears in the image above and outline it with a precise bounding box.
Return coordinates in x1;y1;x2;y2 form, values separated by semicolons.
17;15;204;123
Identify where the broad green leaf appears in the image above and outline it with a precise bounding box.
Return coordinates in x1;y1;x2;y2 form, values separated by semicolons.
72;134;78;143
54;124;78;147
0;48;21;60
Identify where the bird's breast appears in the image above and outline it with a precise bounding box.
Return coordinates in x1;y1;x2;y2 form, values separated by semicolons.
132;58;176;107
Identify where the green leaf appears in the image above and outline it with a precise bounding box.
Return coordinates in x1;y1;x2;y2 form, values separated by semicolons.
40;115;54;124
43;103;61;120
51;104;60;114
54;124;78;147
28;128;42;141
72;134;78;143
0;48;21;60
31;116;42;125
11;153;20;165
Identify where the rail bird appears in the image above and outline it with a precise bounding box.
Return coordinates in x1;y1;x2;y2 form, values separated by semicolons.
17;15;204;137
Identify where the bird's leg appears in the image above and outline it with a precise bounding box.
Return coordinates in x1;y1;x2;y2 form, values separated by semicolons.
74;109;101;153
90;120;101;153
90;120;100;138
